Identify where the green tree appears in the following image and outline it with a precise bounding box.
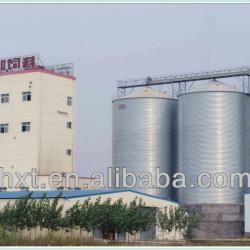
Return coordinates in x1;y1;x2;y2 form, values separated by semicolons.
182;211;202;240
110;198;127;237
86;197;128;240
45;196;64;231
0;202;16;231
10;193;39;232
63;199;93;236
168;206;187;239
78;198;93;233
27;199;39;230
0;193;39;233
63;201;80;232
157;207;173;238
93;198;115;239
95;198;127;239
157;206;201;240
36;195;50;231
86;197;102;234
125;197;155;241
13;193;31;231
35;194;64;232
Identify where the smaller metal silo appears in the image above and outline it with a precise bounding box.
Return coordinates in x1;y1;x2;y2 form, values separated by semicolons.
112;87;177;199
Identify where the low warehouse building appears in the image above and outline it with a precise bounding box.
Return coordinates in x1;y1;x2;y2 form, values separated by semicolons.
0;189;180;241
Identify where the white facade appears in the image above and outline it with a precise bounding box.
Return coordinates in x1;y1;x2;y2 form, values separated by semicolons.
0;69;76;189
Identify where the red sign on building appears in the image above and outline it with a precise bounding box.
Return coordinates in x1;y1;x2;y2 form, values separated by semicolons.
0;55;37;72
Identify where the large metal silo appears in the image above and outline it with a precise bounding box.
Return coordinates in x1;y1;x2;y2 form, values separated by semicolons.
244;94;250;192
178;80;246;204
112;87;177;199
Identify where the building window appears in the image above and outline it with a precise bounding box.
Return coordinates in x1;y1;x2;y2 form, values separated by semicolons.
67;122;72;129
1;94;9;103
67;96;72;106
21;122;31;132
0;124;8;133
66;149;72;156
23;91;31;101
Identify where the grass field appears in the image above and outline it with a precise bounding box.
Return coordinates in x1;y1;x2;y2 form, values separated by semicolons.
0;231;106;246
0;231;250;246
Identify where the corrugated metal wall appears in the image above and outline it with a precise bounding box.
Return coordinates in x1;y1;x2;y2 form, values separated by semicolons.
178;90;246;204
112;95;177;199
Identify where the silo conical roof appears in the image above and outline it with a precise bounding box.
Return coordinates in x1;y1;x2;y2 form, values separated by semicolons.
187;80;240;93
119;87;173;99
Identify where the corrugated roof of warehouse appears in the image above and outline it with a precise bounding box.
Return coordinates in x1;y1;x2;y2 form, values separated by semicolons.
0;189;178;204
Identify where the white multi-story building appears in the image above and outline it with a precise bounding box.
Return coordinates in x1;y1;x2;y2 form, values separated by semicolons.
0;55;76;189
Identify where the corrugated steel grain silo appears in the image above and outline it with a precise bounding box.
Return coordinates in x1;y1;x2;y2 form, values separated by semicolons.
244;94;250;193
178;80;246;204
112;87;177;199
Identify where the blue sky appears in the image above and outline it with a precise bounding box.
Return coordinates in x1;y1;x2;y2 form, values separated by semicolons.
0;4;249;176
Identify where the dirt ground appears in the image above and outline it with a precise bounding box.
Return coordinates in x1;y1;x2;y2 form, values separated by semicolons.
109;239;250;246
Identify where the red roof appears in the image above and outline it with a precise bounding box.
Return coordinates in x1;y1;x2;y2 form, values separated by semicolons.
0;68;76;80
